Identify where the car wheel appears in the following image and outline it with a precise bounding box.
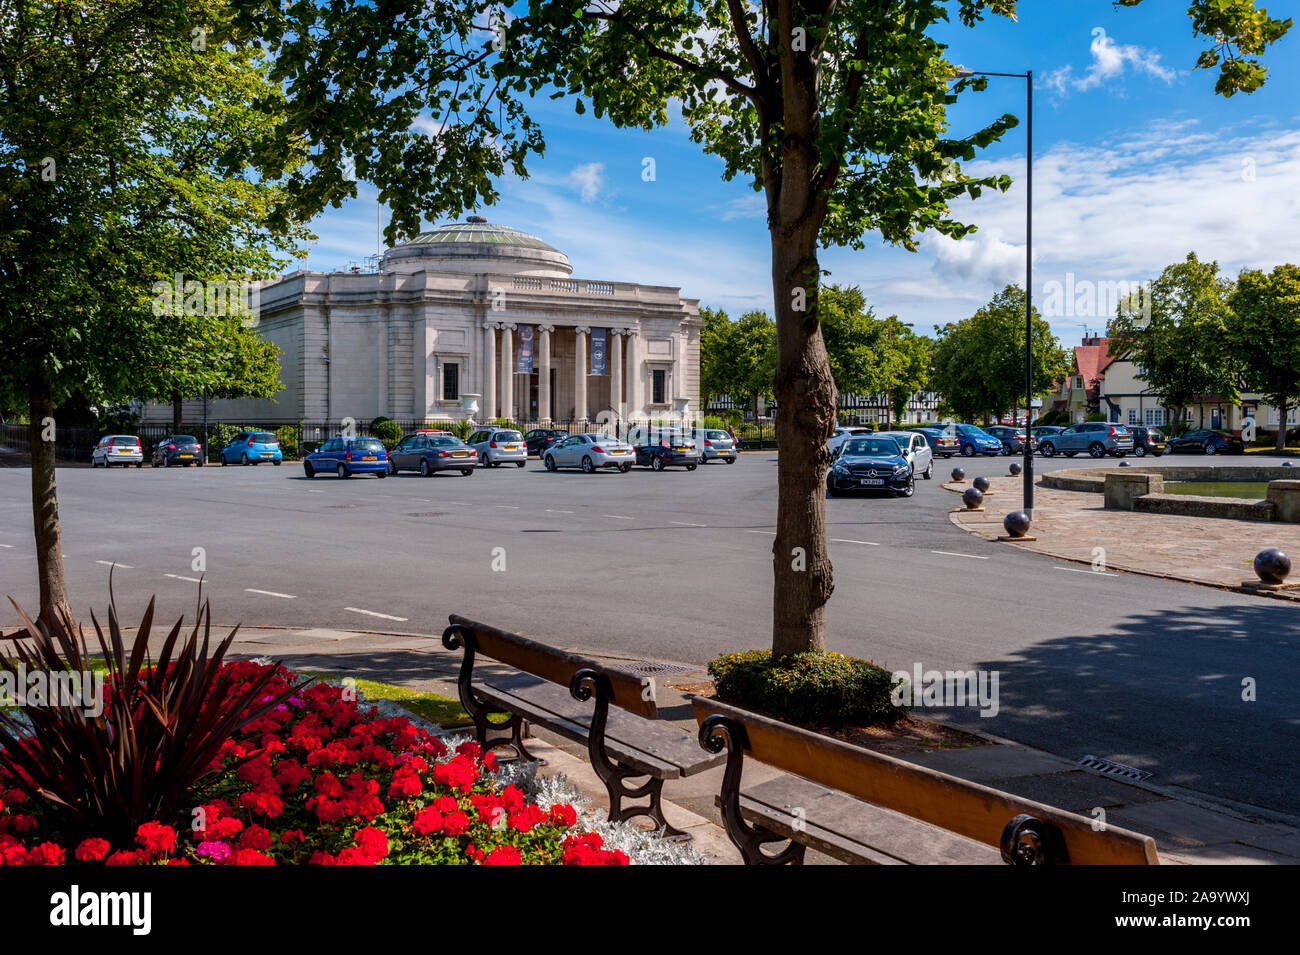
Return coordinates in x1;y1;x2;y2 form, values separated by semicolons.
273;460;281;467
687;464;697;471
1206;443;1217;455
337;463;349;479
241;453;250;465
581;456;595;473
420;459;431;477
304;462;315;478
1088;443;1105;458
725;457;736;464
544;454;557;471
826;479;841;498
135;461;142;468
461;468;473;476
1153;451;1164;457
651;456;665;471
620;464;631;473
898;478;915;498
1134;445;1146;457
922;462;933;480
196;459;204;467
515;461;525;468
376;469;386;479
961;444;975;457
1039;442;1054;457
479;453;488;468
388;460;397;476
221;456;228;466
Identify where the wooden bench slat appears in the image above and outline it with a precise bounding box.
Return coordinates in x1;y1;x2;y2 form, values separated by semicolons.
449;614;655;718
737;776;1002;865
693;696;1159;865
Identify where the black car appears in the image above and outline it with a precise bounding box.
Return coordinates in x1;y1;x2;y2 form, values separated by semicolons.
524;428;568;457
151;434;204;467
1128;426;1167;457
984;425;1035;455
1167;429;1245;455
632;430;699;471
826;436;915;498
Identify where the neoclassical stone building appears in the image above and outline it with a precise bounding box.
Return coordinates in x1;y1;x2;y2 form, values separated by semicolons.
146;217;702;425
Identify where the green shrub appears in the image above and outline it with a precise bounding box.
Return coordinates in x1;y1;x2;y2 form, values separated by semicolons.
707;649;903;728
205;423;243;461
451;419;473;440
274;425;300;459
368;419;403;446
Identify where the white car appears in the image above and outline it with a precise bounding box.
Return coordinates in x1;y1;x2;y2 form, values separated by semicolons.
467;427;528;468
92;434;143;468
827;426;874;456
543;433;635;473
875;430;934;480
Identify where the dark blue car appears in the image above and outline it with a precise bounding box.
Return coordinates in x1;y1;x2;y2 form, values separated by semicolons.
303;436;389;478
826;436;914;498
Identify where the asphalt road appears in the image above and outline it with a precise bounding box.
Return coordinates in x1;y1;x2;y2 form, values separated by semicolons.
1;450;1297;816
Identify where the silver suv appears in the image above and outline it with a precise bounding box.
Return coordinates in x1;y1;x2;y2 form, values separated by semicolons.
1037;422;1134;458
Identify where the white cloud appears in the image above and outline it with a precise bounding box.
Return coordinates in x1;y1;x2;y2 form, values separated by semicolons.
718;193;766;222
566;162;606;203
1046;27;1177;98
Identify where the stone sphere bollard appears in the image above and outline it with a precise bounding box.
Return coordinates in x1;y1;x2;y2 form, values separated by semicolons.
1119;460;1130;467
1003;511;1031;538
973;475;990;493
1254;548;1291;585
962;487;984;509
951;467;966;483
1009;461;1022;476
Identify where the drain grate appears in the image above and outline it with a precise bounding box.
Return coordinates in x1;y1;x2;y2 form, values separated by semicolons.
1078;755;1152;781
610;660;699;678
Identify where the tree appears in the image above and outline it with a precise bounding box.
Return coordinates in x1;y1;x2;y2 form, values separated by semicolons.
0;1;311;622
1226;265;1300;451
932;286;1066;423
1108;254;1238;432
701;309;778;421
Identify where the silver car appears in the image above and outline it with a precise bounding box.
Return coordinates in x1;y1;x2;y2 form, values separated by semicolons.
697;429;737;464
542;433;635;473
468;427;528;468
92;434;143;467
827;425;874;455
875;430;934;480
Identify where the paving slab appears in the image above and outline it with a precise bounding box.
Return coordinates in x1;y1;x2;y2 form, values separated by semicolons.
1106;800;1296;848
897;744;1076;780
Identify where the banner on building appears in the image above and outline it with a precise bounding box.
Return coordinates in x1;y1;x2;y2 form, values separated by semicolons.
590;327;606;376
516;325;535;374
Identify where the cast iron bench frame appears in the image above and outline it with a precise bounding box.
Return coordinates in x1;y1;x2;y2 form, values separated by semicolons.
693;696;1161;866
441;614;724;838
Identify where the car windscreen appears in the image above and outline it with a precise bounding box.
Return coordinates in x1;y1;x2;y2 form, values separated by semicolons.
111;436;139;445
590;434;621;444
429;436;460;447
495;431;523;442
843;439;901;456
252;432;277;443
351;439;385;452
706;431;729;440
170;435;199;444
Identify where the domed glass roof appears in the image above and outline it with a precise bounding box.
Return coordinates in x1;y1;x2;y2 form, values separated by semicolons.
398;217;560;254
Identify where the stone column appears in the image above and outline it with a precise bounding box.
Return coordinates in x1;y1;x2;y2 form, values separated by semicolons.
574;325;590;422
538;324;555;424
624;327;641;418
481;322;497;420
610;329;625;419
500;323;515;421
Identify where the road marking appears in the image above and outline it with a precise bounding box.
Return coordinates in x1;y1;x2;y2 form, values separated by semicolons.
344;606;408;622
930;550;989;560
95;560;134;568
1055;566;1121;578
671;521;707;527
245;588;297;599
831;538;880;546
742;529;775;535
0;544;15;548
496;505;520;509
305;489;324;493
447;501;473;506
545;508;574;514
164;573;204;583
602;514;634;520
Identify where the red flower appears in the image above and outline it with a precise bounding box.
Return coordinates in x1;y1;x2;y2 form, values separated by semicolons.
509;804;548;834
443;811;471;837
353;826;389;861
75;838;111;862
105;850;143;865
232;848;276;865
239;826;274;851
26;841;65;865
548;804;578;829
482;845;523;865
136;822;177;857
411;807;444;836
280;829;306;845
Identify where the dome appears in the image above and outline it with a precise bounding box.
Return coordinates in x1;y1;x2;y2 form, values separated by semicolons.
383;216;572;277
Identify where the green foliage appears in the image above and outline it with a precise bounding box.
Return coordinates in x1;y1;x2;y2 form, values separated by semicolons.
451;420;474;441
1226;263;1300;451
273;425;300;459
931;285;1068;423
368;419;404;445
1084;411;1107;423
698;308;777;413
1032;408;1069;427
708;649;903;729
94;406;142;437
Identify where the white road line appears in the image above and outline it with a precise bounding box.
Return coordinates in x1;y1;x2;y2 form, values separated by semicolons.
496;505;520;509
545;508;574;514
602;514;634;520
742;529;775;535
305;489;324;493
447;501;473;506
931;550;989;560
344;606;408;622
95;560;134;568
0;543;15;548
164;573;204;583
830;538;880;546
245;588;297;599
1055;566;1121;578
671;521;707;527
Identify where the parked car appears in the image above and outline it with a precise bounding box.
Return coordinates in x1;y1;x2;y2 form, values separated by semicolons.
92;434;143;468
875;430;934;480
984;425;1036;455
630;428;698;471
1167;429;1245;455
303;436;388;478
1031;426;1065;445
1036;422;1134;458
826;436;915;498
524;428;568;457
944;424;1004;458
388;432;476;476
909;426;960;458
827;425;874;455
220;431;283;466
151;435;204;467
542;433;636;473
697;429;737;464
468;427;527;468
1128;426;1167;457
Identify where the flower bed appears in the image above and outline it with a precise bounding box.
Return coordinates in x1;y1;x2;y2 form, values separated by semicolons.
0;660;627;865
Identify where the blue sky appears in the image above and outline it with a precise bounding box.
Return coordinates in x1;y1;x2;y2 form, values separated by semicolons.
302;1;1300;349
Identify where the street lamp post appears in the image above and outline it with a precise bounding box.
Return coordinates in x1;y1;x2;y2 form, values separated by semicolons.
956;67;1034;515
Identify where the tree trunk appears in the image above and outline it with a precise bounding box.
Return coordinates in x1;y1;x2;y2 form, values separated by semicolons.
172;393;183;433
1278;400;1288;452
29;381;71;628
770;222;838;657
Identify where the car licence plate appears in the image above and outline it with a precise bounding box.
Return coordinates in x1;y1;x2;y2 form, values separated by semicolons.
611;449;627;454
261;453;273;458
860;478;884;485
362;455;377;460
178;454;193;458
503;445;518;450
452;451;468;457
674;446;690;452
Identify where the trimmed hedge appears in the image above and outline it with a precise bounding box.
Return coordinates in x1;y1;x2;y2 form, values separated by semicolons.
707;649;904;728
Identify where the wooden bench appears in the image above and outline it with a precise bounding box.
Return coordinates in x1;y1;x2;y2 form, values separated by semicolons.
441;615;725;838
692;696;1160;865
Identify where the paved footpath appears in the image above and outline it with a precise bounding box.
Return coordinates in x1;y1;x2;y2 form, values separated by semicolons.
195;624;1300;864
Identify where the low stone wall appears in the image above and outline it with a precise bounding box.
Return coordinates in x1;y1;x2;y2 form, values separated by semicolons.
1104;472;1164;510
1133;493;1277;521
1267;480;1300;522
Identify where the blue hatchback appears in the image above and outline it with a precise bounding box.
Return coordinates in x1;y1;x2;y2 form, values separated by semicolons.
945;424;1004;458
303;436;389;478
220;431;283;466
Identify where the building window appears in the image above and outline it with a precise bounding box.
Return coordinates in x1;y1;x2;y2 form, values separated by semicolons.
1127;409;1138;425
1075;377;1084;389
442;362;460;401
1144;408;1165;426
652;369;667;404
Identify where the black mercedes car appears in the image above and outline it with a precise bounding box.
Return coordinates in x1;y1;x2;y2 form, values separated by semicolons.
826;436;915;497
150;434;204;467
